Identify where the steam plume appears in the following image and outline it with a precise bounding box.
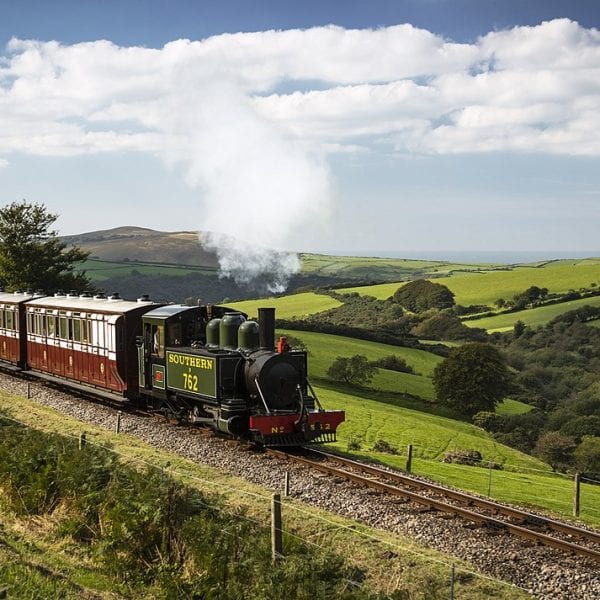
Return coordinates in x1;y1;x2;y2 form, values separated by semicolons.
163;81;332;292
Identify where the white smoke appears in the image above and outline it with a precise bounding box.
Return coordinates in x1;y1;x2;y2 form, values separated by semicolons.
202;232;300;293
161;80;332;292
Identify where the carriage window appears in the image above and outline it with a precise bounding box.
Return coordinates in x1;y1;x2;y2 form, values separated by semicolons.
0;310;4;329
48;316;56;337
81;320;90;344
73;319;81;342
41;315;47;336
59;317;68;339
27;312;34;333
5;310;14;330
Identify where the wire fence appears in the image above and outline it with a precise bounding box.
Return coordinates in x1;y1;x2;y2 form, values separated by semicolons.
0;410;531;598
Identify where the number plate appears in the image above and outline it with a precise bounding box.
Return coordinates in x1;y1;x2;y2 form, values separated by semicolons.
166;351;216;397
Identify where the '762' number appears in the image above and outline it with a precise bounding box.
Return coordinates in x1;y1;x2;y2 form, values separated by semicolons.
182;372;199;392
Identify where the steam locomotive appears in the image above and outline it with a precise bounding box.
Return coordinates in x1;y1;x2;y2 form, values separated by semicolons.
0;291;344;446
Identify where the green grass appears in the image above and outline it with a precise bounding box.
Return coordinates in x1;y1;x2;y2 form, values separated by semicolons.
80;258;215;281
231;293;343;320
317;387;600;525
496;398;534;416
338;258;600;306
465;296;600;332
279;328;442;399
300;253;484;276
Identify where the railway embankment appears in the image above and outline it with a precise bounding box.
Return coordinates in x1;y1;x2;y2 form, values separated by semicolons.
2;376;600;598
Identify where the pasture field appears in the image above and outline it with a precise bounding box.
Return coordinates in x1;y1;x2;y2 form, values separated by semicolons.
231;293;343;320
80;258;213;281
0;392;526;600
317;387;600;525
339;258;600;306
278;328;442;399
465;295;600;332
496;398;534;416
300;253;491;279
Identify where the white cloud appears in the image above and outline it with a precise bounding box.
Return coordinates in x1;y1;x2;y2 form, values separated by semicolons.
0;158;9;169
1;19;599;160
1;19;599;278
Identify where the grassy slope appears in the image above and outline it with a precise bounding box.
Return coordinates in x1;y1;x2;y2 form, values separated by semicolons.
81;258;214;281
279;328;441;399
464;295;600;332
338;259;600;306
0;393;525;600
316;387;600;524
300;253;493;278
231;293;343;320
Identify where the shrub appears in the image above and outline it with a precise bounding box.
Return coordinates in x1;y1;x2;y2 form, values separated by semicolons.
373;439;398;455
327;355;377;386
392;279;455;312
443;449;482;466
534;431;576;472
371;355;414;374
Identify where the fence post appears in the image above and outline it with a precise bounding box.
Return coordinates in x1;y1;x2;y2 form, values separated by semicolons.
283;471;290;497
450;563;455;600
487;461;493;497
573;472;581;517
79;432;86;450
115;411;122;434
406;444;413;473
271;493;283;564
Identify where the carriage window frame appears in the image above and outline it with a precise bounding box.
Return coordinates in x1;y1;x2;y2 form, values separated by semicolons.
5;310;14;331
59;315;69;339
73;318;81;342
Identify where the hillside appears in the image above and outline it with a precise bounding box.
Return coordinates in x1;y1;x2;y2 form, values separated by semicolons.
63;226;220;267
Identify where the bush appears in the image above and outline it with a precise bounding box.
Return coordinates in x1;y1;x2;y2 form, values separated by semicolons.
392;279;455;312
443;449;482;466
373;439;398;455
534;431;576;472
574;436;600;478
371;355;414;374
327;355;377;386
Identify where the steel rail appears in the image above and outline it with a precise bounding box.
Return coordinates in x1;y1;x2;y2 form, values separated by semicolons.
308;448;600;546
269;449;600;563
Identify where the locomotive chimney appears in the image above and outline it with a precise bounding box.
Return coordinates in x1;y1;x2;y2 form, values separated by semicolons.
258;307;276;351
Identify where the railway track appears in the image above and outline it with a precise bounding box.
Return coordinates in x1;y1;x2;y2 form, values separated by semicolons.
268;447;600;563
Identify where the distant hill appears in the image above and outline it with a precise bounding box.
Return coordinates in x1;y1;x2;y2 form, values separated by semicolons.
62;226;219;268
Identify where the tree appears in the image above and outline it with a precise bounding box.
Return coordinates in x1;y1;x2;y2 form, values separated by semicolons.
574;436;600;478
432;343;513;416
392;279;455;312
0;201;93;293
327;355;376;386
534;431;576;472
513;320;526;338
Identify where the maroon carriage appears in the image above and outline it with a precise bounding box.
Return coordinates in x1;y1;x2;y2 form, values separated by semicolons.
25;293;158;398
0;291;40;368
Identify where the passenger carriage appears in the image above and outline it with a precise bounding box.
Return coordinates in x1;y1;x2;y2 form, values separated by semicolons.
0;291;41;368
25;293;158;398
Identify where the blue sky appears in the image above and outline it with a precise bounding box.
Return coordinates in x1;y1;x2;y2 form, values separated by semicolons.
1;0;599;259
